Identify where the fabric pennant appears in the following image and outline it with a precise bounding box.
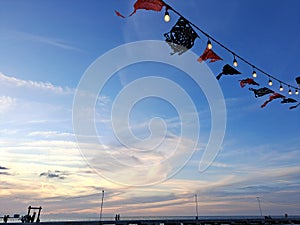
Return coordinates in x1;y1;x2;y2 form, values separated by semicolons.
130;0;165;16
249;87;274;98
164;16;198;55
115;0;165;18
197;47;222;63
239;78;259;88
289;103;300;110
261;93;285;108
281;98;297;104
216;64;241;80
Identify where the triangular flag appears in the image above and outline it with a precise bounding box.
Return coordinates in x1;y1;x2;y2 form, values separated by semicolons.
261;93;285;108
129;0;166;16
164;17;198;55
249;87;274;98
197;47;222;63
216;64;241;80
281;98;297;104
239;78;259;88
115;0;165;18
289;103;300;110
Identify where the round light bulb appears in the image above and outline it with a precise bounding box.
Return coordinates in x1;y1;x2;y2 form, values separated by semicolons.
268;79;273;86
296;89;299;95
164;11;170;22
252;70;257;78
279;84;283;91
289;89;292;95
207;40;212;49
233;58;238;67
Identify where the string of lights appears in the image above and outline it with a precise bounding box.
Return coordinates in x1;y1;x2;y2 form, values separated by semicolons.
162;1;299;96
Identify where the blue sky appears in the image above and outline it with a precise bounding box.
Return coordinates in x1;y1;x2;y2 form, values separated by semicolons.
1;0;300;220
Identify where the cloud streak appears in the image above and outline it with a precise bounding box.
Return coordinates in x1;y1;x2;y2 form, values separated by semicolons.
0;72;73;95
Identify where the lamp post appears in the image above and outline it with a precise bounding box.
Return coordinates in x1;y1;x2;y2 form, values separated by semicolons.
100;190;104;224
256;197;263;217
194;194;199;220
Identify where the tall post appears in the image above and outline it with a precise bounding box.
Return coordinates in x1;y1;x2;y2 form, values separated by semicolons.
100;190;105;224
256;197;263;217
194;194;199;220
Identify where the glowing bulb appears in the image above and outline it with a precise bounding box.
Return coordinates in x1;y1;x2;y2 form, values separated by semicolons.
279;84;283;91
296;89;299;95
268;79;273;86
207;40;212;49
164;11;170;22
233;56;238;67
288;88;292;95
252;70;257;78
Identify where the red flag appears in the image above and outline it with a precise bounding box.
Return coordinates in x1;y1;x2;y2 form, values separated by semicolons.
239;78;259;88
129;0;166;16
115;10;126;18
197;47;222;63
261;93;285;108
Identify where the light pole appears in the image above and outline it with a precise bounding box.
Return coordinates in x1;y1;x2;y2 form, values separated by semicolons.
194;194;199;220
256;197;263;217
100;190;104;224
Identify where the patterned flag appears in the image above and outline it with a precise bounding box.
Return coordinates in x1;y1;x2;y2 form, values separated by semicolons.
164;17;198;55
281;98;297;104
130;0;166;16
261;93;285;108
249;87;274;98
216;64;241;80
197;47;222;63
239;78;259;88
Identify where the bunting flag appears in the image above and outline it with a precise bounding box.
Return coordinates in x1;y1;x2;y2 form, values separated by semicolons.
289;102;300;110
281;98;297;104
164;17;198;55
249;87;274;98
130;0;165;16
197;47;222;63
115;0;165;18
239;78;260;88
115;10;126;18
216;64;241;80
261;93;285;108
296;76;300;87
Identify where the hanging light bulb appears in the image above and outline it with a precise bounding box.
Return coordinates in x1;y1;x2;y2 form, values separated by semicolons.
252;70;257;78
233;55;238;67
288;86;292;95
296;89;299;95
268;78;273;86
207;39;212;50
279;83;283;92
164;9;170;22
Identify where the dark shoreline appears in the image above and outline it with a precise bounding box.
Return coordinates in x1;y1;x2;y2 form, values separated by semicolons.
5;218;300;225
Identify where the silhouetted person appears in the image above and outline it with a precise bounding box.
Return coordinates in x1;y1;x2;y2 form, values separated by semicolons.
31;212;36;223
3;215;8;223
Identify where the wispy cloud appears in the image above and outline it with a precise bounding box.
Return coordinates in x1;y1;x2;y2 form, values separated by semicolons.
0;72;73;95
11;30;83;52
40;170;68;180
0;95;16;112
